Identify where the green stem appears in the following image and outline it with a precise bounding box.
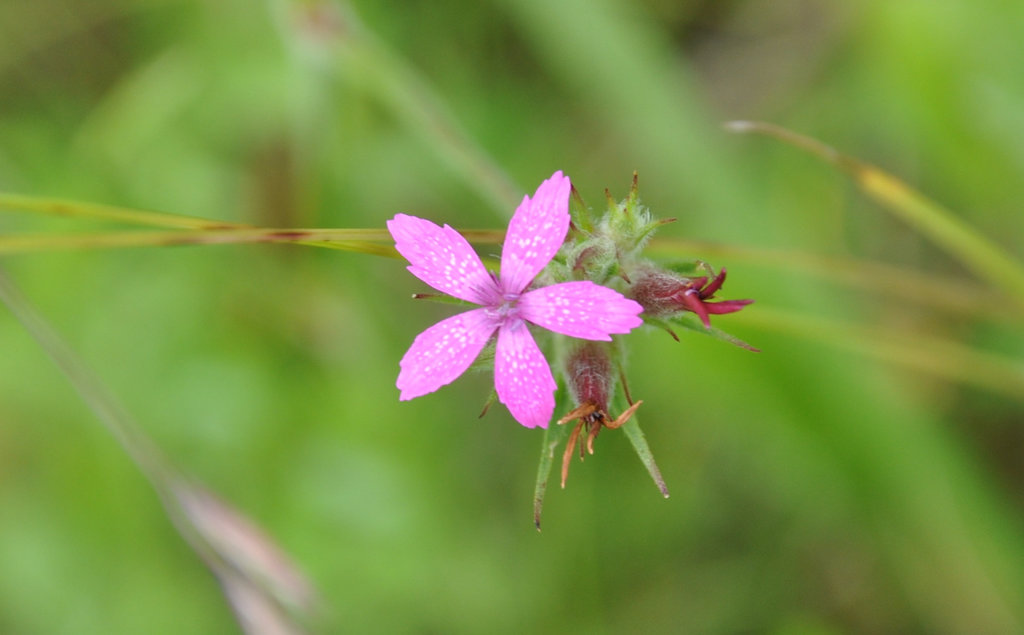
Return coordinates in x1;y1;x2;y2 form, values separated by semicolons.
648;237;1013;322
3;192;1010;326
317;2;523;216
734;306;1024;402
0;192;239;229
0;227;399;256
726;121;1024;309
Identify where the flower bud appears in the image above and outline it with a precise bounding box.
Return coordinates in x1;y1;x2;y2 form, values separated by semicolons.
557;341;642;488
563;236;617;283
564;340;613;409
628;264;752;328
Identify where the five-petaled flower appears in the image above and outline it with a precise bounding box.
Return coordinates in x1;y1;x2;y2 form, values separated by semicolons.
387;171;644;428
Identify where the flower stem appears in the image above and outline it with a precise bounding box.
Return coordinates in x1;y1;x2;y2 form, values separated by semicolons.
733;306;1024;402
0;192;236;229
0;227;399;257
726;120;1024;310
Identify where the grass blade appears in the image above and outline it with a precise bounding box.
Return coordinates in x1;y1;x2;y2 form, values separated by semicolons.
0;227;399;257
0;192;238;229
734;306;1024;403
726;120;1024;308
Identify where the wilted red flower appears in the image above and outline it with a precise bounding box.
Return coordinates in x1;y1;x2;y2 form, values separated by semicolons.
558;342;642;488
629;266;753;328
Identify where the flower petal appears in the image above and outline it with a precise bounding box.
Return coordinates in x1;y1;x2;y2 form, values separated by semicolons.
499;171;571;294
494;320;556;428
387;214;496;304
701;269;727;298
397;308;498;400
518;281;644;341
680;289;712;328
704;298;755;315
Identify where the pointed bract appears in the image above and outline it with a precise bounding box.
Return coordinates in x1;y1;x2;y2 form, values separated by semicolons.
397;308;497;400
494;322;557;428
387;214;495;304
500;171;571;293
519;281;643;341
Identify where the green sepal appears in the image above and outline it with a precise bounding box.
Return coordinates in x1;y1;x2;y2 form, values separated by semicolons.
612;390;669;498
409;293;477;308
648;314;759;352
465;339;496;375
532;383;572;531
568;185;595;235
660;259;714;279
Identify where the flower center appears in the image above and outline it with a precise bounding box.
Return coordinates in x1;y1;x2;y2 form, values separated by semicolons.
486;293;521;323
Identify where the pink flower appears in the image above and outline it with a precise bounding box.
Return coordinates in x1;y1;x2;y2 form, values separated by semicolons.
387;171;644;428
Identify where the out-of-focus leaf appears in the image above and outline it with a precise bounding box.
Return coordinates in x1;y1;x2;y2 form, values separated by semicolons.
0;268;319;634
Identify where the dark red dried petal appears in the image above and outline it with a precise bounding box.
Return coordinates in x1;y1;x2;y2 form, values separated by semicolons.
701;268;728;299
679;289;712;328
703;298;754;315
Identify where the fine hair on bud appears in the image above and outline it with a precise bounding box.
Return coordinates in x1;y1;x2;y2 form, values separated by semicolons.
626;265;689;317
565;341;613;410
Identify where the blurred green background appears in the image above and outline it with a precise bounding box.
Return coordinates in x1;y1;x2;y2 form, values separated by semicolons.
3;0;1024;633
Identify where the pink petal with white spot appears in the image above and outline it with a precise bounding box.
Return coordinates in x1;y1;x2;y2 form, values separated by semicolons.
494;320;556;428
387;214;496;304
397;308;498;400
499;171;571;294
518;281;644;341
